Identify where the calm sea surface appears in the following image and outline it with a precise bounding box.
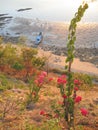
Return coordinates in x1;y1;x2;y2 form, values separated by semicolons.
0;0;98;22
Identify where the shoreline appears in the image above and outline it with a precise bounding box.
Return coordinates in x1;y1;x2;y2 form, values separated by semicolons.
0;18;98;75
0;35;98;76
39;44;98;68
1;35;98;69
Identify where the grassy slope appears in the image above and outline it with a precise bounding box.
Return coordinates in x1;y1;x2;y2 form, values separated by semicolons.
0;72;98;130
0;42;97;129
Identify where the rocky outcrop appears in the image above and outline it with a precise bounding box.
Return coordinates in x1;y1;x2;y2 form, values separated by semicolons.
39;44;98;68
17;8;32;12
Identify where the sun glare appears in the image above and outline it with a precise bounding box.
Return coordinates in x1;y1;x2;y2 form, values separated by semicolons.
82;0;97;3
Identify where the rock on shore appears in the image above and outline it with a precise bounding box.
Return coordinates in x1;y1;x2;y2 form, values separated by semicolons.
1;35;98;68
39;44;98;68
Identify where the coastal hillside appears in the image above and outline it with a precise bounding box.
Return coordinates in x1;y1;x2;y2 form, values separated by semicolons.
0;42;98;130
0;1;98;129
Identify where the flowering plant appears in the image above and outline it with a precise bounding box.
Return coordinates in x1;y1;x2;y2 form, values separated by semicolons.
40;2;89;130
26;71;47;106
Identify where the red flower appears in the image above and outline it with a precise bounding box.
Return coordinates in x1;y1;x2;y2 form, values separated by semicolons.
57;78;62;83
57;77;66;85
62;80;67;84
39;75;45;79
57;75;67;85
80;108;88;116
74;87;79;91
32;92;36;96
48;77;53;82
40;110;45;115
74;79;80;85
62;94;67;99
75;96;82;103
54;114;59;118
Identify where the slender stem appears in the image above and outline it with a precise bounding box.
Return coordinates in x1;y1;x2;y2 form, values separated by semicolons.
65;2;88;130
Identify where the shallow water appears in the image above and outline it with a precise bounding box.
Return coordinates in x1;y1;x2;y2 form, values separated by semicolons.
1;17;98;49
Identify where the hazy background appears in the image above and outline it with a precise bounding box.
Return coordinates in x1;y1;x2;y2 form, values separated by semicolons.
0;0;98;22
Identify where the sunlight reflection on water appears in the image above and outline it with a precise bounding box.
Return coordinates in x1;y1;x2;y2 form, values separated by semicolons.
0;0;98;22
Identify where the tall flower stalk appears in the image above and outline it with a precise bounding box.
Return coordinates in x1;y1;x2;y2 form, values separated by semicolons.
64;2;88;130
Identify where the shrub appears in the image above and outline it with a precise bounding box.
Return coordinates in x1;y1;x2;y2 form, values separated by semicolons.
26;71;48;106
0;44;46;81
0;73;26;91
12;61;24;70
0;74;13;91
24;120;61;130
18;36;27;45
0;36;3;44
32;57;45;69
0;44;17;66
22;47;38;63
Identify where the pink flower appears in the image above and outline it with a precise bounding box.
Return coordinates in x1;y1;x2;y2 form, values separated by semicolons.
61;75;66;79
39;75;45;79
75;96;82;103
74;87;79;91
34;77;43;86
34;72;47;86
40;110;45;115
38;77;44;83
41;71;47;77
62;94;67;99
34;80;38;84
80;108;88;116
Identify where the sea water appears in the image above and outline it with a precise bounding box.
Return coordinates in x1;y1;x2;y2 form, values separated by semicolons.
0;0;98;22
0;0;98;48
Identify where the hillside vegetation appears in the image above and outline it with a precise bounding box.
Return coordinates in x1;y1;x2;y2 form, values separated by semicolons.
0;40;97;130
